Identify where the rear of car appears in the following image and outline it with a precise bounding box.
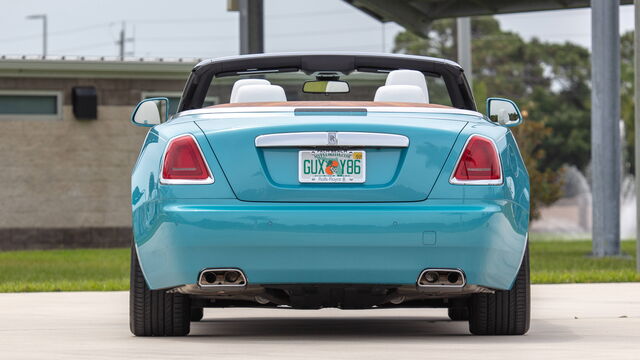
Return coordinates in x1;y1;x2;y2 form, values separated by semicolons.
129;53;530;337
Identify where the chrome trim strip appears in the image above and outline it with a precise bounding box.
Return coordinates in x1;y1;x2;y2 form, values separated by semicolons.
159;134;215;185
255;132;409;148
236;69;280;74
449;134;503;185
417;268;467;288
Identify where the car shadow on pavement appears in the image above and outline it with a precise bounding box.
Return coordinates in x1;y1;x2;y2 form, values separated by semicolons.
182;316;576;342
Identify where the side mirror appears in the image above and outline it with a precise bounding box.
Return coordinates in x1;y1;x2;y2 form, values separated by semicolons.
131;98;168;127
486;97;523;127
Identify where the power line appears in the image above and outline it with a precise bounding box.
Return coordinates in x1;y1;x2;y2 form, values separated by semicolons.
2;9;386;56
271;27;377;38
269;9;349;19
0;9;368;44
125;9;349;24
138;26;379;42
138;35;237;42
0;22;113;43
126;17;236;25
270;43;384;52
55;41;115;53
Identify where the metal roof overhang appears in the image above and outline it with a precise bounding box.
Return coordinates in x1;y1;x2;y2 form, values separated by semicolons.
344;0;633;36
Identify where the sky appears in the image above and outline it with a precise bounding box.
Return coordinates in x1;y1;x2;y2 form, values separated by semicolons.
0;0;635;60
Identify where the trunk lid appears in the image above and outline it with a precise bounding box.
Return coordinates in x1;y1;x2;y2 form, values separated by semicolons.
195;111;466;202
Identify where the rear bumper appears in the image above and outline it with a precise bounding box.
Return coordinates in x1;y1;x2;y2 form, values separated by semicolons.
134;199;528;291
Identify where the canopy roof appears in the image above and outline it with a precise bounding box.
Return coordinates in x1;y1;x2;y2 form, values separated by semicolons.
344;0;633;36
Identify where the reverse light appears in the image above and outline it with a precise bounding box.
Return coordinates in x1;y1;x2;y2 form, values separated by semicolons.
160;135;214;184
450;135;502;185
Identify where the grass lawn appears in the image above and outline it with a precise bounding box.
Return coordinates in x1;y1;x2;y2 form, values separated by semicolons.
530;240;639;283
0;248;129;292
0;240;638;292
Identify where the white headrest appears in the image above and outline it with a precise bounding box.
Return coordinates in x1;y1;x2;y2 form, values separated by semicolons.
230;79;271;103
374;85;428;103
385;70;429;103
234;84;287;103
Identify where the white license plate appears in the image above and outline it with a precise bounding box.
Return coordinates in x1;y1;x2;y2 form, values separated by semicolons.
298;150;366;183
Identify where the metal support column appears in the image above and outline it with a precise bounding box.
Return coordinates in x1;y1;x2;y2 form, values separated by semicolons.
456;17;472;88
634;0;640;271
591;0;621;256
239;0;264;55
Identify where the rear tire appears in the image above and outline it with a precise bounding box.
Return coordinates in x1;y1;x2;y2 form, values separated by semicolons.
190;307;204;322
468;245;530;335
448;306;469;321
129;245;191;336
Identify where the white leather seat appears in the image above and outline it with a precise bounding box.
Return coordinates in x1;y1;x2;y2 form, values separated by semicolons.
373;85;428;103
230;79;271;103
234;84;287;103
384;69;429;103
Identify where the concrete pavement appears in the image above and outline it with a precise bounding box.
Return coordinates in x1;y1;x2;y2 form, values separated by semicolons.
0;283;639;359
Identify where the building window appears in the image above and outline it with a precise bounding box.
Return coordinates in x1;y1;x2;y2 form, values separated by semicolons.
141;92;218;116
0;91;62;120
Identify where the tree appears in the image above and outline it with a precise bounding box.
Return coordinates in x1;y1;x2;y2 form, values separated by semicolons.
511;121;564;218
393;17;565;218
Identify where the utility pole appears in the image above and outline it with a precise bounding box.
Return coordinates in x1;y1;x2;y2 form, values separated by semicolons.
119;24;125;60
229;0;264;54
116;21;134;60
26;14;47;57
591;0;621;257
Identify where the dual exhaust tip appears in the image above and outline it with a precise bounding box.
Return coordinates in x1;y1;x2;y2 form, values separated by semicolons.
198;268;464;288
199;268;247;287
418;268;466;287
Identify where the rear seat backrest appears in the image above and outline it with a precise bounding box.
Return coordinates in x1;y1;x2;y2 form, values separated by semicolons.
234;84;287;103
230;79;271;103
384;70;429;103
373;85;428;103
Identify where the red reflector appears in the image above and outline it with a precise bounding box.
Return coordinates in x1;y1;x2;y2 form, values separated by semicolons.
452;135;501;183
161;135;212;182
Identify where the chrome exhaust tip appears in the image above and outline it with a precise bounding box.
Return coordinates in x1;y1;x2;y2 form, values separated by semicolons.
417;268;466;287
198;268;247;288
423;271;439;284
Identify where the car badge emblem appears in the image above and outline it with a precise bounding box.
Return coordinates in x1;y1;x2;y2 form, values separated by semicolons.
328;132;338;145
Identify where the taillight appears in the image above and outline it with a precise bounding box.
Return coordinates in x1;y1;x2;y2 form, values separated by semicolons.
161;135;214;184
450;135;502;185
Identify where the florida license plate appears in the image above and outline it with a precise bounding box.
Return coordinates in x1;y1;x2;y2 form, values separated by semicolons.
298;150;366;183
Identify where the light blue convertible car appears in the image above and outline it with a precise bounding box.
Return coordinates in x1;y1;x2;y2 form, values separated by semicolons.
129;53;530;336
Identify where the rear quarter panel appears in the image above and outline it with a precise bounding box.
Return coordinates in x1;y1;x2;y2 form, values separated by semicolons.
428;120;530;268
131;122;236;247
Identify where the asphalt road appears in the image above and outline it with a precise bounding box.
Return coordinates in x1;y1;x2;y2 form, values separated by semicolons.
0;283;639;360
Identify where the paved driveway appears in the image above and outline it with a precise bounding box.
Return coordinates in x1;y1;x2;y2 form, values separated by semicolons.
0;283;639;359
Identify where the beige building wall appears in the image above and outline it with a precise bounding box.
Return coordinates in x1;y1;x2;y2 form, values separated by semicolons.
0;105;147;228
0;59;195;249
0;59;383;248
